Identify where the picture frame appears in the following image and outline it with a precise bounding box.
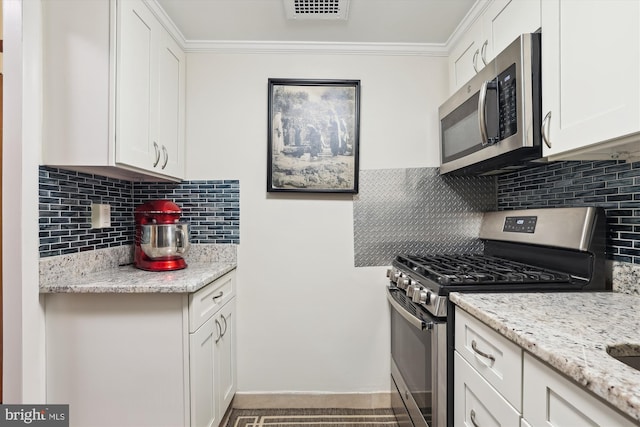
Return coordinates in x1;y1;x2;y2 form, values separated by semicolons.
267;78;360;193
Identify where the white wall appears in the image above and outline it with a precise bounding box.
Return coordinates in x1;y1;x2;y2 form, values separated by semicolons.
186;51;447;393
3;0;46;402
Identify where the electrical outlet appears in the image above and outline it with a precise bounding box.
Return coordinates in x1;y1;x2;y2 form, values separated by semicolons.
91;203;111;228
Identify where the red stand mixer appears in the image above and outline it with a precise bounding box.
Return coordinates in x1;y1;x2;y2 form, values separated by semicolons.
134;200;190;271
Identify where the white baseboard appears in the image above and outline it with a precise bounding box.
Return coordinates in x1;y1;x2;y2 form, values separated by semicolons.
232;392;392;409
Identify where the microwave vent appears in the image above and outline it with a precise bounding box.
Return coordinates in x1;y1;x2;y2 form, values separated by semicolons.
284;0;350;20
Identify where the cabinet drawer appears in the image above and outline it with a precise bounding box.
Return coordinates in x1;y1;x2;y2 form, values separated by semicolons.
455;308;522;410
454;352;521;427
189;270;235;333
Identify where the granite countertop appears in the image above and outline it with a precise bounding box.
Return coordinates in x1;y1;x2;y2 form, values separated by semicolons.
450;291;640;423
39;262;236;293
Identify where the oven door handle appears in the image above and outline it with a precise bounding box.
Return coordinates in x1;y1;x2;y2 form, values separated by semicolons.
387;290;434;331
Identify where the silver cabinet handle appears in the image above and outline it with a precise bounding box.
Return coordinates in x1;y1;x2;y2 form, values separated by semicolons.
480;40;488;65
152;142;160;167
220;313;228;337
212;291;224;301
470;409;480;427
471;339;496;363
541;111;552;148
161;145;168;169
215;318;223;343
472;49;480;73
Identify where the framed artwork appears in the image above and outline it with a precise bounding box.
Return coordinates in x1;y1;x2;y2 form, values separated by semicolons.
267;78;360;193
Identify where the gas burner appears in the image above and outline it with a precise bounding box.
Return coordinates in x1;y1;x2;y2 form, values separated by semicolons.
397;253;572;287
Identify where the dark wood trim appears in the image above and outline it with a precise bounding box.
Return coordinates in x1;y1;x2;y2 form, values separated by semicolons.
0;39;3;53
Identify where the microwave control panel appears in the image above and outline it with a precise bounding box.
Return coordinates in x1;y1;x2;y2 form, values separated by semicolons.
498;63;518;140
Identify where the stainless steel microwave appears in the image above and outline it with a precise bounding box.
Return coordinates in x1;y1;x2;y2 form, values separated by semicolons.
439;33;542;175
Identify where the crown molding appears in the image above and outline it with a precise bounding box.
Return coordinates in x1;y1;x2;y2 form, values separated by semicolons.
444;0;491;49
145;0;483;56
182;40;448;56
144;0;188;46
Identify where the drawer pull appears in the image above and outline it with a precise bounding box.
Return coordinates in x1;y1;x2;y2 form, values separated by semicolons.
212;291;224;301
471;339;496;364
470;409;480;427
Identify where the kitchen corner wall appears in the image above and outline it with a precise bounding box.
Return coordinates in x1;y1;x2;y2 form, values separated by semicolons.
38;166;239;258
184;51;449;395
497;160;640;265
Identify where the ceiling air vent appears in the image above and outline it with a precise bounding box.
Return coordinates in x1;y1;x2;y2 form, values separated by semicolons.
284;0;350;20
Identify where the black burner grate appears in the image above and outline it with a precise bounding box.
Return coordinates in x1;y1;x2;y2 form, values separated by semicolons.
397;253;572;286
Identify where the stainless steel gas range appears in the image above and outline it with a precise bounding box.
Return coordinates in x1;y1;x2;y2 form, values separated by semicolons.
386;207;609;427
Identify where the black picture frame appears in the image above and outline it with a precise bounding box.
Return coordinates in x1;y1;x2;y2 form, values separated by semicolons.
267;78;360;193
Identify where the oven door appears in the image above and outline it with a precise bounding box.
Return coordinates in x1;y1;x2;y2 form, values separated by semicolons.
388;287;447;427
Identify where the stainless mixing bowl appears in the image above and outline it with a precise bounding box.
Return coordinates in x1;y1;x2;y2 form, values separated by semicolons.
140;223;190;259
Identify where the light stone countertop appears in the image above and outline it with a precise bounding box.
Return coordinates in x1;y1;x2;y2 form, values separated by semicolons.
450;291;640;423
39;262;236;293
39;244;238;294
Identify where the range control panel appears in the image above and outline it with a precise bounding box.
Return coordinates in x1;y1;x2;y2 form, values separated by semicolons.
503;216;537;233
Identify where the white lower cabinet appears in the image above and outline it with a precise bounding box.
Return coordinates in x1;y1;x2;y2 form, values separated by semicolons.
216;301;237;415
46;270;236;427
523;353;636;427
189;297;236;427
454;307;522;426
454;353;521;427
455;307;638;427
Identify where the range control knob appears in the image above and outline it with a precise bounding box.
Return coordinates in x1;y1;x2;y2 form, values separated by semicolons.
397;276;411;290
412;289;431;305
406;283;419;298
386;268;401;283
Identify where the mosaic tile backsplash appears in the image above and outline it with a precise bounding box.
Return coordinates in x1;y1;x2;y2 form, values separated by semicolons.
497;160;640;264
39;167;240;257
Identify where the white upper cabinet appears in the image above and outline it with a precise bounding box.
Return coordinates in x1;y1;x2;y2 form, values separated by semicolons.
482;0;541;63
541;0;640;161
448;0;541;93
157;32;186;178
449;18;485;93
42;0;185;181
115;0;158;173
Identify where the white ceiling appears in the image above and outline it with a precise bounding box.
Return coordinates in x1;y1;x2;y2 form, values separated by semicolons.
155;0;477;45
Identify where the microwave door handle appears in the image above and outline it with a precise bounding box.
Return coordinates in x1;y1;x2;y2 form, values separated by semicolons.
478;80;489;146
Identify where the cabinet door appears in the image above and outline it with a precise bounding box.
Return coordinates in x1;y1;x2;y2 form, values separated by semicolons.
216;299;237;417
523;354;637;427
190;315;219;427
482;0;541;64
157;30;186;178
449;18;484;93
115;0;158;171
541;0;640;158
454;352;521;427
